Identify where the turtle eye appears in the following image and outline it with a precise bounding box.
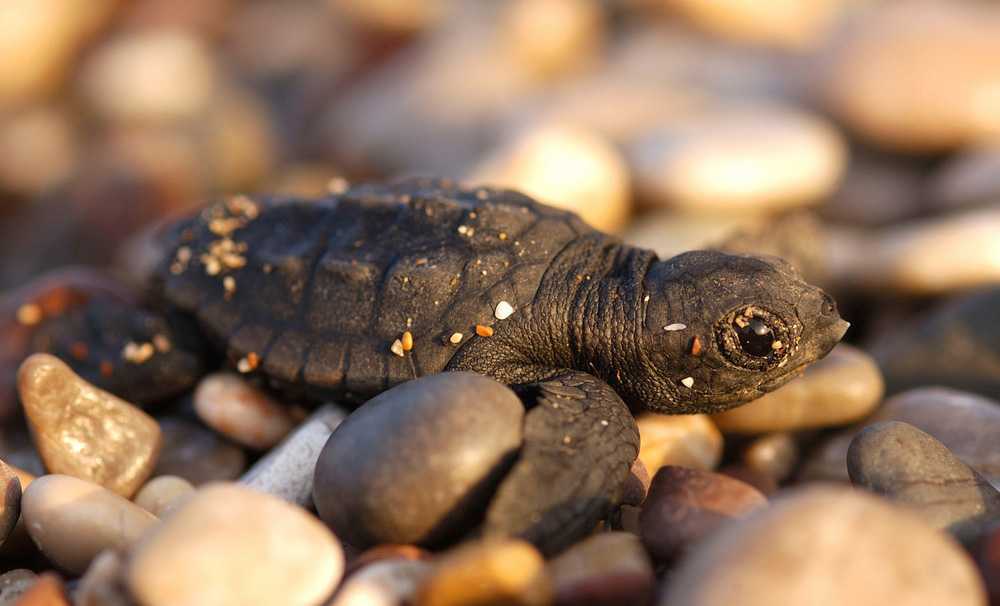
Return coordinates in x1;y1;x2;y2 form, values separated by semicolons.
734;316;774;357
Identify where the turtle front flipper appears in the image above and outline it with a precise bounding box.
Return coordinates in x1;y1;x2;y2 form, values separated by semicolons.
483;370;639;555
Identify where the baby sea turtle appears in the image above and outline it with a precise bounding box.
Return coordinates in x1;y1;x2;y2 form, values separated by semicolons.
28;178;849;552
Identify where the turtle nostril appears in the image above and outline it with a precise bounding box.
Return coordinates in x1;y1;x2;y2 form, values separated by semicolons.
820;292;838;317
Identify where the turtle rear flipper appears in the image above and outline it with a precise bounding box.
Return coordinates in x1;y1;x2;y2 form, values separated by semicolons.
483;370;639;555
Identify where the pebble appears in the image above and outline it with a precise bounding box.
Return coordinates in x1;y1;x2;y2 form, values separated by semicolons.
712;344;884;433
240;404;345;507
848;421;1000;545
193;373;296;450
803;388;1000;486
820;0;1000;152
974;525;1000;605
330;559;432;606
329;0;448;32
0;570;36;605
929;147;1000;213
134;475;194;518
314;373;524;548
0;0;116;108
663;486;987;606
621;458;650;506
17;354;162;498
871;287;1000;394
347;544;432;576
11;572;67;606
628;104;846;213
154;416;247;485
851;208;1000;295
742;432;798;484
467;122;631;233
0;459;20;547
654;0;848;49
500;0;604;80
127;483;344;606
639;465;767;563
414;539;551;606
0;105;78;197
21;475;157;575
548;532;654;606
77;29;218;123
75;549;131;606
635;413;722;474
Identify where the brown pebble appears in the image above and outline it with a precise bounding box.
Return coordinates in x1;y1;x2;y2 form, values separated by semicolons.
193;373;296;450
154;417;246;485
475;324;494;337
12;572;67;606
742;432;798;484
133;475;194;518
415;539;551;606
17;354;162;498
549;532;654;606
22;475;157;575
621;458;650;506
0;459;21;548
0;569;36;604
639;465;767;563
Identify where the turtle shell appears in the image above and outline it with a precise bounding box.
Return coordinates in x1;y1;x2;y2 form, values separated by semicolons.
155;178;594;402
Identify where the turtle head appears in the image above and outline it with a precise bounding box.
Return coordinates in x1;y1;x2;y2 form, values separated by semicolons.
630;250;848;414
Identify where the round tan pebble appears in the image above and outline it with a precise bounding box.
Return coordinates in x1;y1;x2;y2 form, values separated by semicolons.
548;532;654;606
712;344;884;433
0;0;117;107
193;373;296;450
636;413;722;474
467;122;631;233
662;486;988;606
13;572;68;606
127;483;343;606
134;476;194;518
500;0;604;79
820;1;1000;153
629;105;846;213
78;29;218;123
22;475;158;575
0;105;78;197
0;459;21;547
415;539;551;606
331;559;432;606
852;207;1000;295
655;0;847;50
742;433;798;484
17;354;162;498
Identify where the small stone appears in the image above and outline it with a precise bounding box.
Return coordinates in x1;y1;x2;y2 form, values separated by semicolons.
22;475;157;575
415;539;551;606
330;559;432;606
390;339;405;357
0;460;20;548
314;373;523;548
494;301;515;320
742;433;798;484
127;483;344;606
639;465;767;563
475;325;494;337
154;416;247;485
193;373;297;450
635;413;722;475
628;104;846;213
11;572;67;606
134;475;194;518
17;354;162;497
664;323;686;331
401;331;414;352
548;532;654;606
449;332;463;344
621;458;650;507
662;486;987;606
680;376;695;388
347;544;432;576
848;421;1000;545
241;404;345;507
0;570;36;605
802;388;1000;486
468;122;631;233
712;344;883;433
819;0;1000;152
75;550;131;606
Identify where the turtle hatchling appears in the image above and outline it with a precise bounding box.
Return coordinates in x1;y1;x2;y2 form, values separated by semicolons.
28;178;849;553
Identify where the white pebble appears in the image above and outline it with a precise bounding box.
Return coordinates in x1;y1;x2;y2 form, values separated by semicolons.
494;301;515;320
664;323;687;332
449;332;463;344
681;377;695;388
389;340;404;357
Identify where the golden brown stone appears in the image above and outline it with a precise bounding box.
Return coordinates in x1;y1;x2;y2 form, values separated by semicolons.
636;413;722;474
415;539;552;606
17;354;162;498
